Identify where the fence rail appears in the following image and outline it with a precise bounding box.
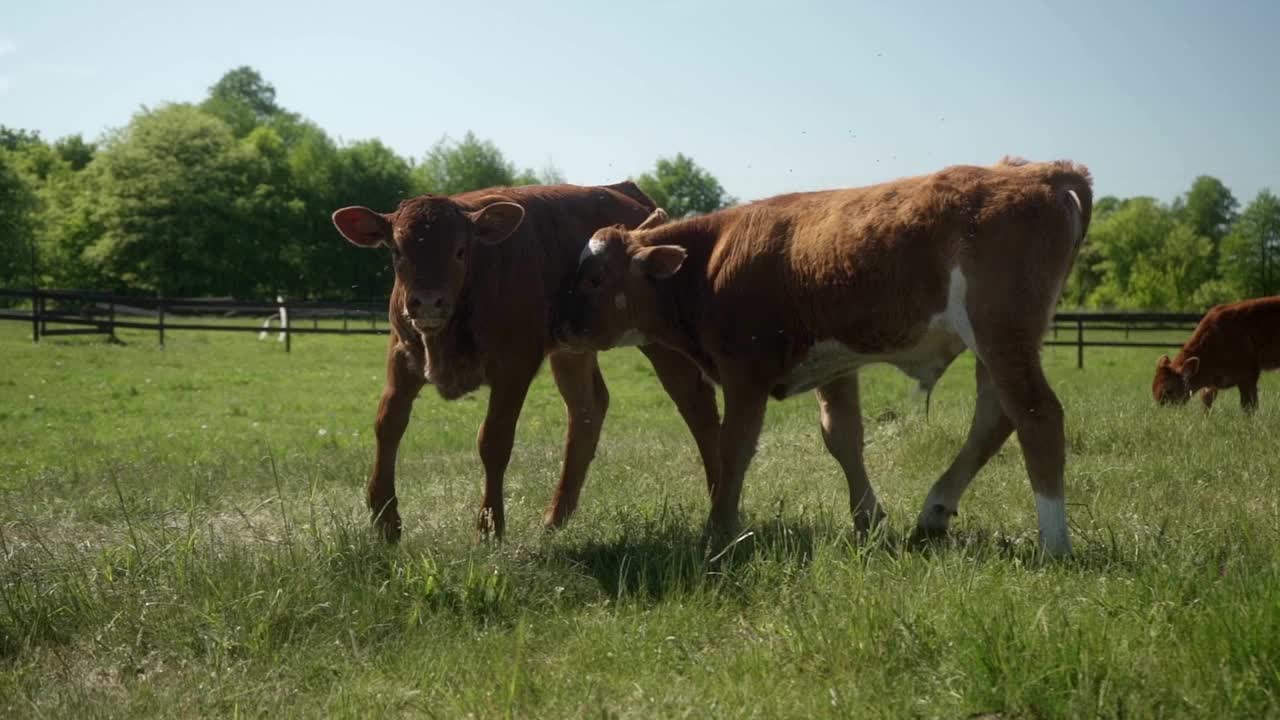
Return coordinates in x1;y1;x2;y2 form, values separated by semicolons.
1;288;1203;367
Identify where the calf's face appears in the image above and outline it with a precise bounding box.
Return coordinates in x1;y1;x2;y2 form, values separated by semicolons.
332;196;524;334
1152;354;1199;405
559;209;685;349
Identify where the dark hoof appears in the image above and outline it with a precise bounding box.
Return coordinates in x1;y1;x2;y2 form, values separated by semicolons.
372;514;402;544
541;506;573;532
370;500;402;544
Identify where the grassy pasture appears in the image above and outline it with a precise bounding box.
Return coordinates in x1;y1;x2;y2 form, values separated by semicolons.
1;320;1278;718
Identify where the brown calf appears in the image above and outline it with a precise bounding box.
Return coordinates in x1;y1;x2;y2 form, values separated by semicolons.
332;182;720;541
1153;296;1280;413
560;159;1092;556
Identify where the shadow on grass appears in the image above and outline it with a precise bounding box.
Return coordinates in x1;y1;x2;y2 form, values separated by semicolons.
550;514;828;601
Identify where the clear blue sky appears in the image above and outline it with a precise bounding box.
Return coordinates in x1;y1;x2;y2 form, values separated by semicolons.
3;0;1276;205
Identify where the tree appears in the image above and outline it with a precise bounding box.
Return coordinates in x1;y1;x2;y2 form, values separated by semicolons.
1084;198;1177;308
0;126;42;152
635;153;732;218
201;66;285;138
1221;189;1280;298
53;134;96;171
1127;223;1214;310
1177;176;1238;246
0;149;39;287
83;104;264;295
412;132;531;195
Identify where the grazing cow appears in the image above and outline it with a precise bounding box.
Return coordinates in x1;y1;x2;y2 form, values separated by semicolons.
1153;296;1280;413
559;159;1093;557
332;182;720;542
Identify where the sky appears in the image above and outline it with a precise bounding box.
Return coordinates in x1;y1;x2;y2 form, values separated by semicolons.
2;0;1277;205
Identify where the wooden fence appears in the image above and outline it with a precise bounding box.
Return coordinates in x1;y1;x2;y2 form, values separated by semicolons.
0;288;1202;368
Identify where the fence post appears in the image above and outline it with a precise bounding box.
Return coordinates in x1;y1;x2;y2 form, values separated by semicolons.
283;301;291;353
1076;318;1084;370
158;296;166;348
108;299;117;341
31;287;40;343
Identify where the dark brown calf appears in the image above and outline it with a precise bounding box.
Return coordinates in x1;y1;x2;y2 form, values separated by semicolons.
332;182;720;541
561;159;1092;557
1153;296;1280;413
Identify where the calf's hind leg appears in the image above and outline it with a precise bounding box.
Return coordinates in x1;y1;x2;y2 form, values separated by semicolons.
815;373;885;531
914;359;1014;538
983;348;1071;557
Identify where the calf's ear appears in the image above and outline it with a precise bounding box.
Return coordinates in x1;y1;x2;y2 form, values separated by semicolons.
636;208;669;231
1157;354;1172;368
332;207;392;247
631;245;687;279
467;202;525;246
1181;356;1200;380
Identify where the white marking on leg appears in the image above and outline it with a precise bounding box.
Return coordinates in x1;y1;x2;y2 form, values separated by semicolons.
1034;493;1072;557
614;293;627;310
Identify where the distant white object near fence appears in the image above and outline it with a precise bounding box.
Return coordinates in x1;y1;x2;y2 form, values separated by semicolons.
258;295;289;342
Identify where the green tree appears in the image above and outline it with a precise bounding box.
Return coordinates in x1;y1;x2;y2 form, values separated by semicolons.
53;134;96;171
1176;176;1238;245
83;104;265;295
0;149;40;287
1084;198;1176;308
0;126;42;152
1220;189;1280;298
201;66;285;138
412;132;531;195
635;153;733;218
1127;223;1214;310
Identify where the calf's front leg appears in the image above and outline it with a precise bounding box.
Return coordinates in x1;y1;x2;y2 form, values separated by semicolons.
705;379;769;546
476;368;536;540
368;341;425;542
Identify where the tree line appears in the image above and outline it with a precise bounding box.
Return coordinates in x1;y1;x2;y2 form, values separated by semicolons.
0;67;732;301
1;66;1276;307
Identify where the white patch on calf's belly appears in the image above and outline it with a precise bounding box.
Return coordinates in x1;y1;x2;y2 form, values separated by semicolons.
774;266;974;398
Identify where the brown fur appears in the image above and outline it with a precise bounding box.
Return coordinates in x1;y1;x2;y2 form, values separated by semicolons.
1153;296;1280;412
332;181;720;541
561;160;1093;556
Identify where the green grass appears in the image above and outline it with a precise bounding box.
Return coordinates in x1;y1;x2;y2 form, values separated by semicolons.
1;321;1278;718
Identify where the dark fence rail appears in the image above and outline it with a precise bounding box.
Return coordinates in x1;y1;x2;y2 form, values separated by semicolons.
0;288;1203;366
0;288;389;352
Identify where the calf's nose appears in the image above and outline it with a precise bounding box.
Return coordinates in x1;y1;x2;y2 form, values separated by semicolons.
408;292;449;316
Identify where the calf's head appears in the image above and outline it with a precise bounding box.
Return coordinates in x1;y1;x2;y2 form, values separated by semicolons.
332;195;524;334
559;209;684;349
1152;354;1199;405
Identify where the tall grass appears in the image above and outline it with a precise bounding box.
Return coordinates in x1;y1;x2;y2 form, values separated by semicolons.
1;323;1278;718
